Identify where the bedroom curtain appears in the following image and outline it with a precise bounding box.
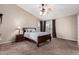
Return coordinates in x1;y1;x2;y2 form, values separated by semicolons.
40;21;46;32
0;14;3;24
40;21;42;32
44;21;46;32
52;19;57;38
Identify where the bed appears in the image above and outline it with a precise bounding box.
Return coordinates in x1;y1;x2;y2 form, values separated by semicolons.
23;28;51;47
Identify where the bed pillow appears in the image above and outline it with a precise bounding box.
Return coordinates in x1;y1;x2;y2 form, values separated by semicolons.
26;29;36;32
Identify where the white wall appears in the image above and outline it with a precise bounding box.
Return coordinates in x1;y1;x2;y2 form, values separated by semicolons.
78;15;79;45
56;15;77;41
0;4;39;44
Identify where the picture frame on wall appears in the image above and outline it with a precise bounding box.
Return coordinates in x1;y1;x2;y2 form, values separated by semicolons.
0;14;3;24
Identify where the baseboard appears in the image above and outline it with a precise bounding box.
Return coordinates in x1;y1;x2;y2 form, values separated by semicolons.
0;40;13;45
57;38;77;42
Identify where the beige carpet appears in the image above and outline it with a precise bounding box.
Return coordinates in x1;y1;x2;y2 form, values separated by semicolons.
0;38;79;55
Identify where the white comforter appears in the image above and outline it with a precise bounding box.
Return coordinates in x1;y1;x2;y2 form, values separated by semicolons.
24;32;50;42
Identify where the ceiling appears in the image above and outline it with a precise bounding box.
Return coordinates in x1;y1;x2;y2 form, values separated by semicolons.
17;4;79;20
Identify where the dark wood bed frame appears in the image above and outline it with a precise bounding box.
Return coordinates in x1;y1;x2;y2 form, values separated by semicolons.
23;28;51;47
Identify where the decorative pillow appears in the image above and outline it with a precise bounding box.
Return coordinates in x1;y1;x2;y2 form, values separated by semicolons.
25;29;28;32
32;29;36;32
25;28;36;32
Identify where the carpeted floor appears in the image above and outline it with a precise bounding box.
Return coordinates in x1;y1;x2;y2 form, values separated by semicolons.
0;38;79;55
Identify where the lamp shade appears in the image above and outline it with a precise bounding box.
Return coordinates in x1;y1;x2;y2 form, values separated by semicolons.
17;26;21;29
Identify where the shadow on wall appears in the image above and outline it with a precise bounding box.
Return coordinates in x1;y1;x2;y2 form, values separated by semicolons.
0;29;20;43
8;29;23;42
57;33;65;39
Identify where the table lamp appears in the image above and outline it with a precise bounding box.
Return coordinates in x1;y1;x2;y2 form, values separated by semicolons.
17;26;21;34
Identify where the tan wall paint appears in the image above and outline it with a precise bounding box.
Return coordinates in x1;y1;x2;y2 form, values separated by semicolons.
56;15;77;41
0;4;39;44
78;15;79;45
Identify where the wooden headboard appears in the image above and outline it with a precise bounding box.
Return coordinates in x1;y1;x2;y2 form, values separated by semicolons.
23;28;36;35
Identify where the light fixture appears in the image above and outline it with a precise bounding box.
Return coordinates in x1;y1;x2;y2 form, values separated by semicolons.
39;4;52;16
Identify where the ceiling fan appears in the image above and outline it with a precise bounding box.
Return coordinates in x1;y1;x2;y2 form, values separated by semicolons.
39;4;52;15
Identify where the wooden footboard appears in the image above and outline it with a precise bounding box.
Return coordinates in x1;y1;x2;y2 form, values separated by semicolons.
24;34;51;47
37;34;51;47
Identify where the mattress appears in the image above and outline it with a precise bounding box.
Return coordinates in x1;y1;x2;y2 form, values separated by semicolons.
24;32;50;42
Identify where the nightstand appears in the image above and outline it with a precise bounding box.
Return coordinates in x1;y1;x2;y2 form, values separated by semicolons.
15;34;25;42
